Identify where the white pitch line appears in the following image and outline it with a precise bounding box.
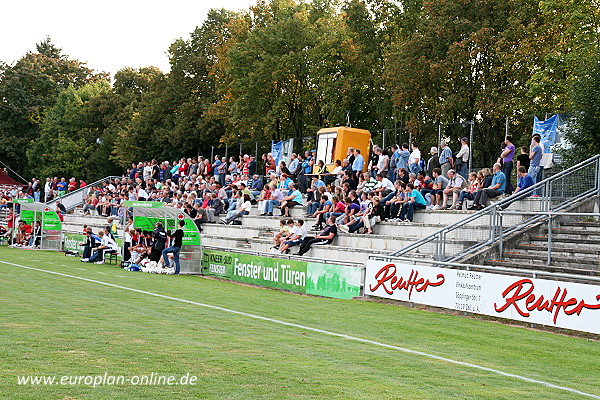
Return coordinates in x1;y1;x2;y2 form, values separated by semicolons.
75;268;88;271
1;260;598;399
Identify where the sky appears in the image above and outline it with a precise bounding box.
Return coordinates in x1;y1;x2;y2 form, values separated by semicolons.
1;0;255;78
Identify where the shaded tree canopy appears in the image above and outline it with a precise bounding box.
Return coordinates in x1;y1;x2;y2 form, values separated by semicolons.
1;0;599;180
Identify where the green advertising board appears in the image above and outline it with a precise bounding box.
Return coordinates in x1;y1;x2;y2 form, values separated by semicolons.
13;198;34;204
20;209;62;231
201;249;361;300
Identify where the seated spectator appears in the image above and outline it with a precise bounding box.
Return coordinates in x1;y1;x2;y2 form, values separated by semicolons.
279;183;302;217
456;172;479;210
263;185;285;216
249;174;264;198
373;173;394;197
207;193;224;222
513;166;536;195
277;219;307;254
306;186;326;215
312;194;332;231
427;168;448;210
440;169;466;210
469;163;506;210
385;181;406;221
399;183;427;222
296;215;338;256
221;194;252;224
272;219;294;250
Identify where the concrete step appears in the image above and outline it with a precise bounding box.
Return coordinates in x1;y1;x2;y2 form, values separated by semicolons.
201;232;472;263
514;243;600;258
540;229;600;241
500;251;600;269
530;236;600;249
484;259;600;276
559;221;600;232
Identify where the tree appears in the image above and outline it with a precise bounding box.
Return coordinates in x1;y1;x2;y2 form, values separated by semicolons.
26;81;117;180
0;37;101;175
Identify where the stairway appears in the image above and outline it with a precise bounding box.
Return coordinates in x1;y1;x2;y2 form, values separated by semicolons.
484;220;600;276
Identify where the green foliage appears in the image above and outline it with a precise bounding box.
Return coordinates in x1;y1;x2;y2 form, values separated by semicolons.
2;1;600;179
0;38;100;175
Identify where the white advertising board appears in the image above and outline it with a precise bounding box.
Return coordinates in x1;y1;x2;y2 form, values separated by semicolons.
365;260;600;334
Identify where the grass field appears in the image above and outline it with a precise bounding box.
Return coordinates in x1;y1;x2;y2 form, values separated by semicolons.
0;246;599;400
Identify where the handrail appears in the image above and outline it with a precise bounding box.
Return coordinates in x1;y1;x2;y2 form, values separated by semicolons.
46;176;125;211
390;154;600;259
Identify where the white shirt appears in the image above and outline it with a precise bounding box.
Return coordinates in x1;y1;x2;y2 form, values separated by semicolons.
409;149;421;164
101;235;119;251
240;200;252;212
376;178;395;191
294;225;308;239
456;144;470;162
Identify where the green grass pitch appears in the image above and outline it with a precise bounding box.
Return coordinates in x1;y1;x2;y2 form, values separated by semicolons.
0;246;598;399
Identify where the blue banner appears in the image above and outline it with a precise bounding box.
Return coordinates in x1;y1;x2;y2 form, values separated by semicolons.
271;141;283;166
533;115;558;153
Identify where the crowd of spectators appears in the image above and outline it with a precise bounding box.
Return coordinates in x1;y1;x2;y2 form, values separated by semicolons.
0;135;544;258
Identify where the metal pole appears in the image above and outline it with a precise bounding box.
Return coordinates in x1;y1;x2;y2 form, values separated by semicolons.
498;211;503;259
547;215;552;265
382;129;386;150
210;146;214;163
438;123;442;149
468;122;474;175
255;141;258;158
505;116;509;139
225;144;228;160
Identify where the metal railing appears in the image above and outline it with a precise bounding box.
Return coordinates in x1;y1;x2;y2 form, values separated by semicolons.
46;176;126;212
390;154;600;261
497;211;600;265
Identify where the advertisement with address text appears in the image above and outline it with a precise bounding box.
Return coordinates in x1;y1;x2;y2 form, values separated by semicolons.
364;260;600;334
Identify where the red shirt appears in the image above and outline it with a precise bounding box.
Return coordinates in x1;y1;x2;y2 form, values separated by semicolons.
21;224;32;234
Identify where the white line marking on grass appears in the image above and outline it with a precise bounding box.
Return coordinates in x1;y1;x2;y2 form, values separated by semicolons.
75;268;88;271
97;272;107;274
2;260;598;400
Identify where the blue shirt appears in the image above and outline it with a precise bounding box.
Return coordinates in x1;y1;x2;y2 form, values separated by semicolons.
352;154;364;171
530;145;542;167
302;160;312;174
291;190;302;203
397;150;410;170
313;179;325;189
439;146;453;164
213;160;221;175
411;189;427;206
491;171;507;194
516;174;535;193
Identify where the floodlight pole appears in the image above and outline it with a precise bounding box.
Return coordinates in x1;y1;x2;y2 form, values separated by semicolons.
469;121;474;175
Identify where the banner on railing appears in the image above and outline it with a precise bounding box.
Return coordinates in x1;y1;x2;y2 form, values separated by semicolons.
202;249;361;300
364;260;600;334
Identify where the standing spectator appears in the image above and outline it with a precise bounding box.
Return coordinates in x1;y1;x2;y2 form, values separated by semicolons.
352;149;365;178
529;136;543;195
516;146;530;175
455;137;470;178
409;143;422;175
162;220;185;275
439;141;453;177
57;178;67;197
498;135;516;194
427;147;441;178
